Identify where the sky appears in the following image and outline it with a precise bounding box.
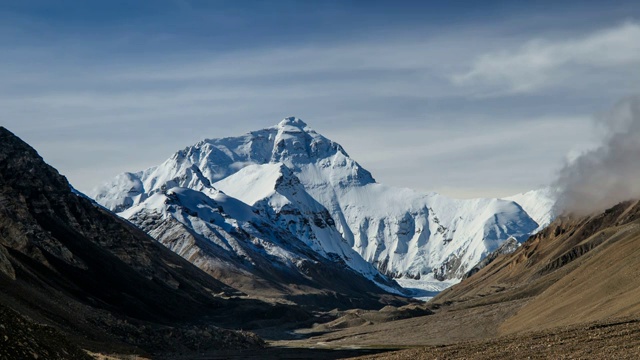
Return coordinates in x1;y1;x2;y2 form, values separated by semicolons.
2;0;640;198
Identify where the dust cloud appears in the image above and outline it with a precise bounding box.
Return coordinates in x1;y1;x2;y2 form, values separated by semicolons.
555;96;640;215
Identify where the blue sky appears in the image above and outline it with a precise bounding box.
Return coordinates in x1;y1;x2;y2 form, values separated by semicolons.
2;1;640;198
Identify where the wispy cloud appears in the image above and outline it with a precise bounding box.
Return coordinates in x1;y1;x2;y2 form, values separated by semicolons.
453;22;640;94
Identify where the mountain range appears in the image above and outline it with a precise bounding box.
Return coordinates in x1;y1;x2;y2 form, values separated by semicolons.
93;117;556;296
5;119;640;359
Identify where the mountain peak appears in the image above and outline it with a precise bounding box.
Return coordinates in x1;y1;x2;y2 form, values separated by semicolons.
0;126;71;194
0;126;32;154
277;117;308;129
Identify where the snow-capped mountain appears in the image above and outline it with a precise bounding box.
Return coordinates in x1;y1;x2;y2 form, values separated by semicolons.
504;187;557;233
93;117;556;290
118;184;401;303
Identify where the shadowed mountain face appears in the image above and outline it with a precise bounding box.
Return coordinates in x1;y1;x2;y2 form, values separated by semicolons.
0;126;273;355
433;200;640;333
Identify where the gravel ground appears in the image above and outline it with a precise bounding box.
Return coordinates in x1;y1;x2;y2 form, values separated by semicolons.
350;317;640;359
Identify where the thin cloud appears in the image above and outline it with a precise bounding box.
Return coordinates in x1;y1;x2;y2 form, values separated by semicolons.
453;22;640;94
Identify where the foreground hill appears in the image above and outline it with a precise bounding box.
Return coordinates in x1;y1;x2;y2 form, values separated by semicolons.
0;126;288;356
434;200;640;332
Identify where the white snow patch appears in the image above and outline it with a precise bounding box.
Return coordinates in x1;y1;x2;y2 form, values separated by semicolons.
396;277;460;302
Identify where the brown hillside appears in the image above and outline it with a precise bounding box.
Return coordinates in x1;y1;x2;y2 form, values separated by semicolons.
434;200;640;333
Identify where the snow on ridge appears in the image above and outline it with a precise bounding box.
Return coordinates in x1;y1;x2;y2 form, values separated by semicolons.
504;187;558;233
120;183;404;294
121;186;315;277
214;163;283;206
320;182;539;281
214;162;386;282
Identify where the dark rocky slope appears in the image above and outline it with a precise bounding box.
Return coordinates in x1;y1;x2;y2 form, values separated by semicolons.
0;304;92;360
0;126;274;356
